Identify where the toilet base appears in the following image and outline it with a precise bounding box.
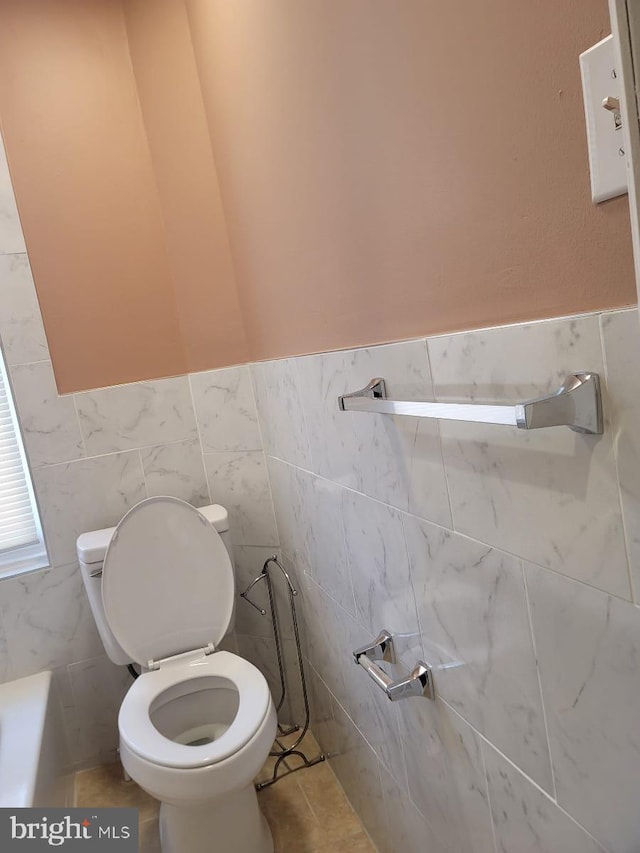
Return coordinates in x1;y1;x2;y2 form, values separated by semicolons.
158;784;273;853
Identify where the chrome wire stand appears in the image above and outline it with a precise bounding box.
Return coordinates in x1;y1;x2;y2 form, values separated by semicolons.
240;555;325;789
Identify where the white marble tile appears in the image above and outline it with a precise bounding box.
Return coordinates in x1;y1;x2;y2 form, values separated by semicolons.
329;698;390;851
216;632;238;656
484;742;605;853
301;575;355;710
296;349;361;488
337;603;407;790
397;696;495;853
265;457;310;574
250;358;311;468
236;633;303;726
0;136;26;255
68;655;132;765
204;451;278;547
380;764;447;853
600;308;640;599
1;563;104;678
341;490;420;667
404;515;553;791
297;470;356;616
33;451;146;567
248;362;273;453
75;376;197;455
296;342;452;526
345;341;451;525
140;439;209;507
429;315;630;599
307;665;335;756
233;546;282;639
10;361;84;468
526;562;640;853
190;365;262;453
0;606;11;682
0;253;48;365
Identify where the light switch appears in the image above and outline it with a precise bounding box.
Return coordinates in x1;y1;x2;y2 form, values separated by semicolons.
580;34;627;203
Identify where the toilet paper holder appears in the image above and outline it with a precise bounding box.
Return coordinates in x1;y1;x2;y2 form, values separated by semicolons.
353;629;435;701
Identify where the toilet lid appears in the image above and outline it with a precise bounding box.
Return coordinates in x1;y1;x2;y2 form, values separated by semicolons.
102;497;234;667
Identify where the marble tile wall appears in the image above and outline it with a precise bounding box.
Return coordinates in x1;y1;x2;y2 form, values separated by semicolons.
253;312;640;853
0;134;281;767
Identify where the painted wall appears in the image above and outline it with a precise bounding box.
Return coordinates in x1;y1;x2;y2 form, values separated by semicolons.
4;113;640;853
0;0;637;393
254;306;640;853
0;132;283;766
189;0;637;362
0;0;247;393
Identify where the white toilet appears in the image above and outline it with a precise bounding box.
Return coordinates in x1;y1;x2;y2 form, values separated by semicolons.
76;496;277;853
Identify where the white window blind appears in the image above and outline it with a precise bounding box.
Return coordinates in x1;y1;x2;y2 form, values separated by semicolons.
0;350;47;576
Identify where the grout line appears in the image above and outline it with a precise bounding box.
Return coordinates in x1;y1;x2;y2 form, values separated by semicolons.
244;366;280;551
334;473;359;621
319;652;610;853
425;338;457;532
398;511;425;664
31;436;204;471
71;394;88;459
186;373;212;505
291;357;316;472
522;560;558;800
8;358;51;369
441;698;610;852
479;738;500;853
598;313;637;604
482;739;609;850
138;449;149;499
264;453;636;608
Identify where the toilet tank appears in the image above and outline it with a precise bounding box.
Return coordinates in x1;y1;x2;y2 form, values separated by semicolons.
76;504;233;667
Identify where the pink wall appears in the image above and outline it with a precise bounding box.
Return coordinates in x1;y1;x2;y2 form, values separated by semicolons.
0;0;186;392
0;0;247;393
188;0;636;362
123;0;247;375
0;0;636;390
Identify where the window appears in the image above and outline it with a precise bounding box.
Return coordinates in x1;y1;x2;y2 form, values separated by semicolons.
0;349;47;577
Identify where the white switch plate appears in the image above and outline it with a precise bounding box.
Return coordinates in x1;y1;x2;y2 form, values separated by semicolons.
580;34;627;203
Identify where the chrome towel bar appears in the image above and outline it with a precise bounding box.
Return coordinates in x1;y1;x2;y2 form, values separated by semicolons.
338;372;603;435
353;630;434;702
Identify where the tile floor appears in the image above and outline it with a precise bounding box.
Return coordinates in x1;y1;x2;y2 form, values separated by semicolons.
74;732;375;853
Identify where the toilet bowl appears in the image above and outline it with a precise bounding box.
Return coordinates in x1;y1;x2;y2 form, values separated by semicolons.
76;496;277;853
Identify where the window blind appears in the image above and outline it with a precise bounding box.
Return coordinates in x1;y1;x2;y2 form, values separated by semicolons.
0;351;46;572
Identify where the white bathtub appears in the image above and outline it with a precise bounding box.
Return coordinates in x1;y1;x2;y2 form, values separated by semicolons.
0;671;72;807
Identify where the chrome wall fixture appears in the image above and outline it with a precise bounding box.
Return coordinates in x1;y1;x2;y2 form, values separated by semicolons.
353;630;434;702
240;556;325;788
338;372;603;435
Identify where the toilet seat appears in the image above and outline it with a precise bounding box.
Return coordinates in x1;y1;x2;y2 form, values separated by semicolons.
119;651;271;770
102;496;235;667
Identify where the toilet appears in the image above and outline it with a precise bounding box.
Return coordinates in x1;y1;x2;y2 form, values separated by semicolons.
76;496;277;853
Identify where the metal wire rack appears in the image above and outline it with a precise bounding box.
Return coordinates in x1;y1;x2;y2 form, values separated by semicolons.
240;555;325;789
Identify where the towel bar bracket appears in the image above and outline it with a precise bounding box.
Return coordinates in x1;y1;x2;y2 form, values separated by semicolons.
338;372;603;435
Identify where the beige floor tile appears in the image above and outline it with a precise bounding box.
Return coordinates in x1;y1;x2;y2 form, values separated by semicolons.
258;738;371;853
297;762;362;843
275;729;321;755
74;763;159;824
255;752;289;785
312;831;376;852
139;817;161;853
74;731;372;853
